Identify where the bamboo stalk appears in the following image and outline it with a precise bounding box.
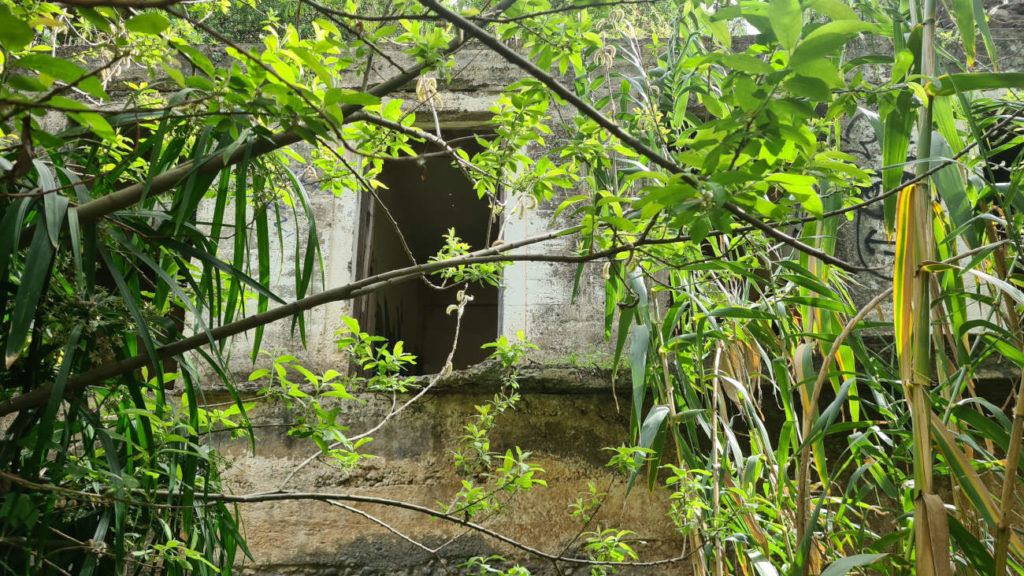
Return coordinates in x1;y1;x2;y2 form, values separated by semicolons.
904;0;947;572
986;223;1024;573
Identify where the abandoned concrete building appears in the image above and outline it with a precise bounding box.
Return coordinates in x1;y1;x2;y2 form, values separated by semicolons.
42;9;1019;576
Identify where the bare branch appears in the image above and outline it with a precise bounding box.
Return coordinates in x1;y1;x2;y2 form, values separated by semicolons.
415;0;886;273
0;469;691;568
71;0;522;224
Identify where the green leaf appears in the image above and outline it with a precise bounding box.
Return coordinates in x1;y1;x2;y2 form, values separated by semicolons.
14;54;88;83
929;131;978;248
790;21;877;68
769;0;802;51
881;91;915;230
630;323;650;431
966;269;1024;306
612;306;635;386
325;88;381;107
785;75;831;102
625;404;669;497
0;4;33;52
820;553;888;576
708;307;773;320
719;53;774;75
950;0;976;67
929;73;1024;96
126;12;171;35
807;0;860;21
948;516;995;575
973;0;998;69
5;225;55;368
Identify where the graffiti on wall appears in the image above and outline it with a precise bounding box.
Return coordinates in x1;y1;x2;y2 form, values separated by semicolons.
842;111;916;280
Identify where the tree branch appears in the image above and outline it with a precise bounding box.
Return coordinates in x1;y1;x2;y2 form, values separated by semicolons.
0;469;691;568
0;226;577;416
416;0;883;273
71;0;519;224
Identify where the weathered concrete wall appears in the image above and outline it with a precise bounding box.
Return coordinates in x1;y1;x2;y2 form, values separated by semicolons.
175;47;667;575
217;371;681;575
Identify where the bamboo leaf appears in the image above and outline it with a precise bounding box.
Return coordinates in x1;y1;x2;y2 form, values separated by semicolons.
5;225;54;368
929;73;1024;96
972;0;998;68
892;184;918;371
612;306;635;385
820;553;888;576
966;268;1024;305
625;404;669;497
31;325;82;469
950;0;976;67
929;131;978;248
882;93;916;230
630;323;651;431
930;413;1024;562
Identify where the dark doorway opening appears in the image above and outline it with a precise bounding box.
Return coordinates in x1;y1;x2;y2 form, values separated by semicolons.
353;131;498;375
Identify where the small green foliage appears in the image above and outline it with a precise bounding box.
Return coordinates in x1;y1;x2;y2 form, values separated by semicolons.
570;481;606;525
445;333;546;521
254;353;373;469
664;466;711;535
334;316;417;392
583;529;641;576
460;555;532;575
430;228;505;287
604;444;652;477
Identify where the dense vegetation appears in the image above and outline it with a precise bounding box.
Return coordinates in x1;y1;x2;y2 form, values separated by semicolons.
1;0;1023;574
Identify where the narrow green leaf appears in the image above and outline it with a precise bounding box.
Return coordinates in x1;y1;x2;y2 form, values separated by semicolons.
930;73;1024;96
929;131;978;248
252;196;271;362
973;0;998;68
625;404;669;497
612;306;635;385
5;225;54;368
630;323;651;431
948;516;995;575
966;268;1024;305
882;92;915;230
31;326;82;469
0;198;32;285
97;245;164;404
950;0;976;67
708;307;773;320
820;553;888;576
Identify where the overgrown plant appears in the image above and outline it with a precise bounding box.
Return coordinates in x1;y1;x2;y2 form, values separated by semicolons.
1;0;1024;574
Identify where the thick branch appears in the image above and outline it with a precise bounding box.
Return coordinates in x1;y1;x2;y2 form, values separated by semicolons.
0;226;577;416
